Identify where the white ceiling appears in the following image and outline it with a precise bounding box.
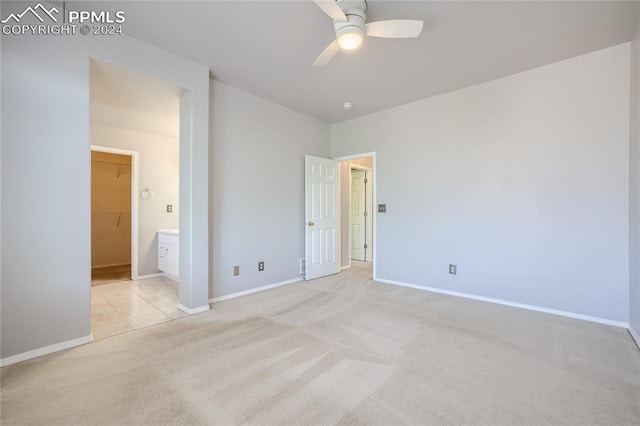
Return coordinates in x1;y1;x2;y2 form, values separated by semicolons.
88;1;639;123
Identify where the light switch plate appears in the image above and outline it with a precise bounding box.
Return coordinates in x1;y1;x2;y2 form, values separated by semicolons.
378;204;387;213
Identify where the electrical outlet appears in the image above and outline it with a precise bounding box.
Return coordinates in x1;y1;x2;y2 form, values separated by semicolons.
233;265;240;276
449;264;457;275
166;204;173;213
378;204;386;213
258;261;264;271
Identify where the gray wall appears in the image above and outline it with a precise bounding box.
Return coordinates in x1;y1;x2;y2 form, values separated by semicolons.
629;16;640;341
331;44;630;323
1;1;209;360
209;80;330;299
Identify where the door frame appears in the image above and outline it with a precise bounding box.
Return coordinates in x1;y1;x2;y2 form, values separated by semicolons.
349;164;373;265
91;145;140;280
334;152;377;280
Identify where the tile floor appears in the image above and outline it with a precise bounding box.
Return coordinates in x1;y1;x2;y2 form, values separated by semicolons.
91;277;186;340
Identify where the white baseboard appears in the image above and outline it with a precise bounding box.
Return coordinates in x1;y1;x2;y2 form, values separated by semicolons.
0;334;94;368
376;278;629;329
340;265;351;271
209;277;303;304
629;326;640;350
136;273;165;280
177;304;210;315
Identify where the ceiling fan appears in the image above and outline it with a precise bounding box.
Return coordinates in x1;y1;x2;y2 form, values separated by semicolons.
313;0;424;66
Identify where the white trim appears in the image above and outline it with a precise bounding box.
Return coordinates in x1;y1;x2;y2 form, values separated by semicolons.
91;145;139;281
337;160;342;277
373;155;377;280
376;278;629;328
630;326;640;350
177;304;210;315
136;273;165;280
0;335;94;368
209;277;303;304
340;265;351;271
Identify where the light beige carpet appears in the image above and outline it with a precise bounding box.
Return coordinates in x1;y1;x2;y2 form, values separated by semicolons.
2;264;639;425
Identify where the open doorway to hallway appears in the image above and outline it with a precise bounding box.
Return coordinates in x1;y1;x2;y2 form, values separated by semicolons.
338;155;375;276
89;59;183;339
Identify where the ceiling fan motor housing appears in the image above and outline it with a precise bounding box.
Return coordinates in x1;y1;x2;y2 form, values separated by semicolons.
334;0;367;39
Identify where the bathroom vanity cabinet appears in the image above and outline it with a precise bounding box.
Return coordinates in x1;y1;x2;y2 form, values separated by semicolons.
157;230;179;280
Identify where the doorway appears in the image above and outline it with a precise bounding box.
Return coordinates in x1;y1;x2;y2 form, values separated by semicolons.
91;148;137;285
337;154;376;276
89;59;187;339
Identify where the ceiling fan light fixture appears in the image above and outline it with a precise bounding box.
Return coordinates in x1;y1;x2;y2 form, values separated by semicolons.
313;0;423;66
337;30;363;50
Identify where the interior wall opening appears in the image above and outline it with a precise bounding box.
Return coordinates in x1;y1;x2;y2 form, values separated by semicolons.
338;155;375;277
89;58;183;339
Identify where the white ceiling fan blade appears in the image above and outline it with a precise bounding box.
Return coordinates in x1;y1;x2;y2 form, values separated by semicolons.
313;40;340;67
313;0;347;21
365;20;424;38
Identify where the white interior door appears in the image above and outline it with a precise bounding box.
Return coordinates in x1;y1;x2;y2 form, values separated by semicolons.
305;155;339;280
351;169;366;261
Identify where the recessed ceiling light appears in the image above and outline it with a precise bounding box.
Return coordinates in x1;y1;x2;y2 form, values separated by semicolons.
343;102;353;110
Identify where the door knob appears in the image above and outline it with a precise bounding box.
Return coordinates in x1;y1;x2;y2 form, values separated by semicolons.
308;222;315;226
